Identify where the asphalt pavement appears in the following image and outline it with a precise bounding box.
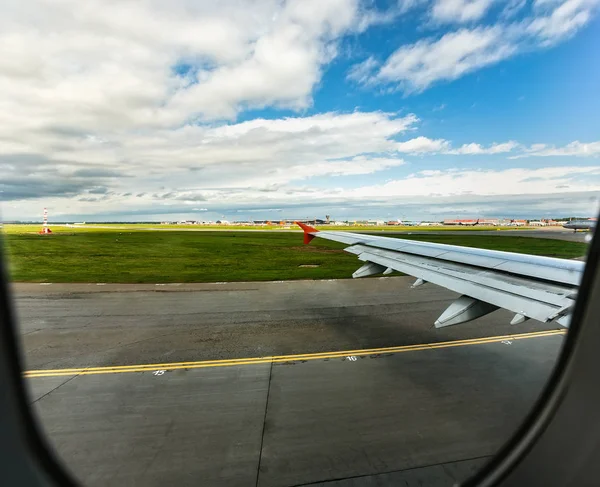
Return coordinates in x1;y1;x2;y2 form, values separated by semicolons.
15;277;566;486
369;229;590;242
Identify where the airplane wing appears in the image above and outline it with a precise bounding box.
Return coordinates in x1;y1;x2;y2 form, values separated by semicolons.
296;222;584;328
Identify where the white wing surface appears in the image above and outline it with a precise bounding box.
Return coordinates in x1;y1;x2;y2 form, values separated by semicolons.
296;223;584;328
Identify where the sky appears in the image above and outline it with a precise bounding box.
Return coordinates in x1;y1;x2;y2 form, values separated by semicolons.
1;0;600;222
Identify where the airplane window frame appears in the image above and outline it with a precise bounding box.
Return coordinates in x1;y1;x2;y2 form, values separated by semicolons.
0;238;79;486
0;224;599;486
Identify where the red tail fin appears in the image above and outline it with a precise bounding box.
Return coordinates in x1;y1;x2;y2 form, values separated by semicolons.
295;221;319;244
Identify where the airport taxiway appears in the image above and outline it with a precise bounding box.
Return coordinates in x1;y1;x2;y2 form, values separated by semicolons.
15;277;566;486
379;229;589;242
61;224;592;243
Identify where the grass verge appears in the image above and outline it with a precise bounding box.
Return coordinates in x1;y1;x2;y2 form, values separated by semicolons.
2;229;587;283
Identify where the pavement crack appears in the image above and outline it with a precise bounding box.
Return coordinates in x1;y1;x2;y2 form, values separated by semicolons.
30;374;80;404
142;419;175;476
288;454;493;486
255;359;273;487
21;328;43;336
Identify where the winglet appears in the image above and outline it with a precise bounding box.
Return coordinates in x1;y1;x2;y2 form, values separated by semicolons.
295;221;319;244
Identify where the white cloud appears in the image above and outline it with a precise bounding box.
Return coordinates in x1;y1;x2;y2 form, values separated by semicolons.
379;136;520;156
93;166;600;219
206;111;417;140
346;56;379;84
0;0;378;134
501;0;528;19
514;141;600;157
167;0;368;119
395;136;451;153
399;139;600;157
114;111;417;175
0;110;416;210
431;0;495;24
254;156;406;185
348;166;600;198
383;137;600;157
352;0;599;92
528;0;597;45
374;26;516;92
6;99;597;219
447;141;520;154
398;0;430;12
6;161;600;220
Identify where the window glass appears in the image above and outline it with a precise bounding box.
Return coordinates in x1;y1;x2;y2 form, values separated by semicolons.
1;1;599;485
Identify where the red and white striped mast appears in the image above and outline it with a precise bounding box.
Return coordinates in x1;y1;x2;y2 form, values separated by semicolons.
39;207;52;234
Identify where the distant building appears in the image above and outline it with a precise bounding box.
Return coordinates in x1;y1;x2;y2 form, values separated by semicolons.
252;219;327;226
528;220;546;226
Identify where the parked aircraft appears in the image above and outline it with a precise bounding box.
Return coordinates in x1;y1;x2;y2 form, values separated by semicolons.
563;219;596;232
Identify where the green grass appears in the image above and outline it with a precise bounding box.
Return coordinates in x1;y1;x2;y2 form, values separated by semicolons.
1;229;587;283
1;223;542;234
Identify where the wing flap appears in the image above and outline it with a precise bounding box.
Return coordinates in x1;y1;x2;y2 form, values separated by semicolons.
347;244;576;325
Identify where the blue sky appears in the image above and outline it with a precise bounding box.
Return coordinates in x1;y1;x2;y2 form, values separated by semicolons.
1;0;599;221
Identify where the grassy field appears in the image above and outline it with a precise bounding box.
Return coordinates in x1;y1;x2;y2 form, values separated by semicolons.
0;227;587;283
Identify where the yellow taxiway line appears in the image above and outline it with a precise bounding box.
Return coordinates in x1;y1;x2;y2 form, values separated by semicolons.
24;329;566;379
